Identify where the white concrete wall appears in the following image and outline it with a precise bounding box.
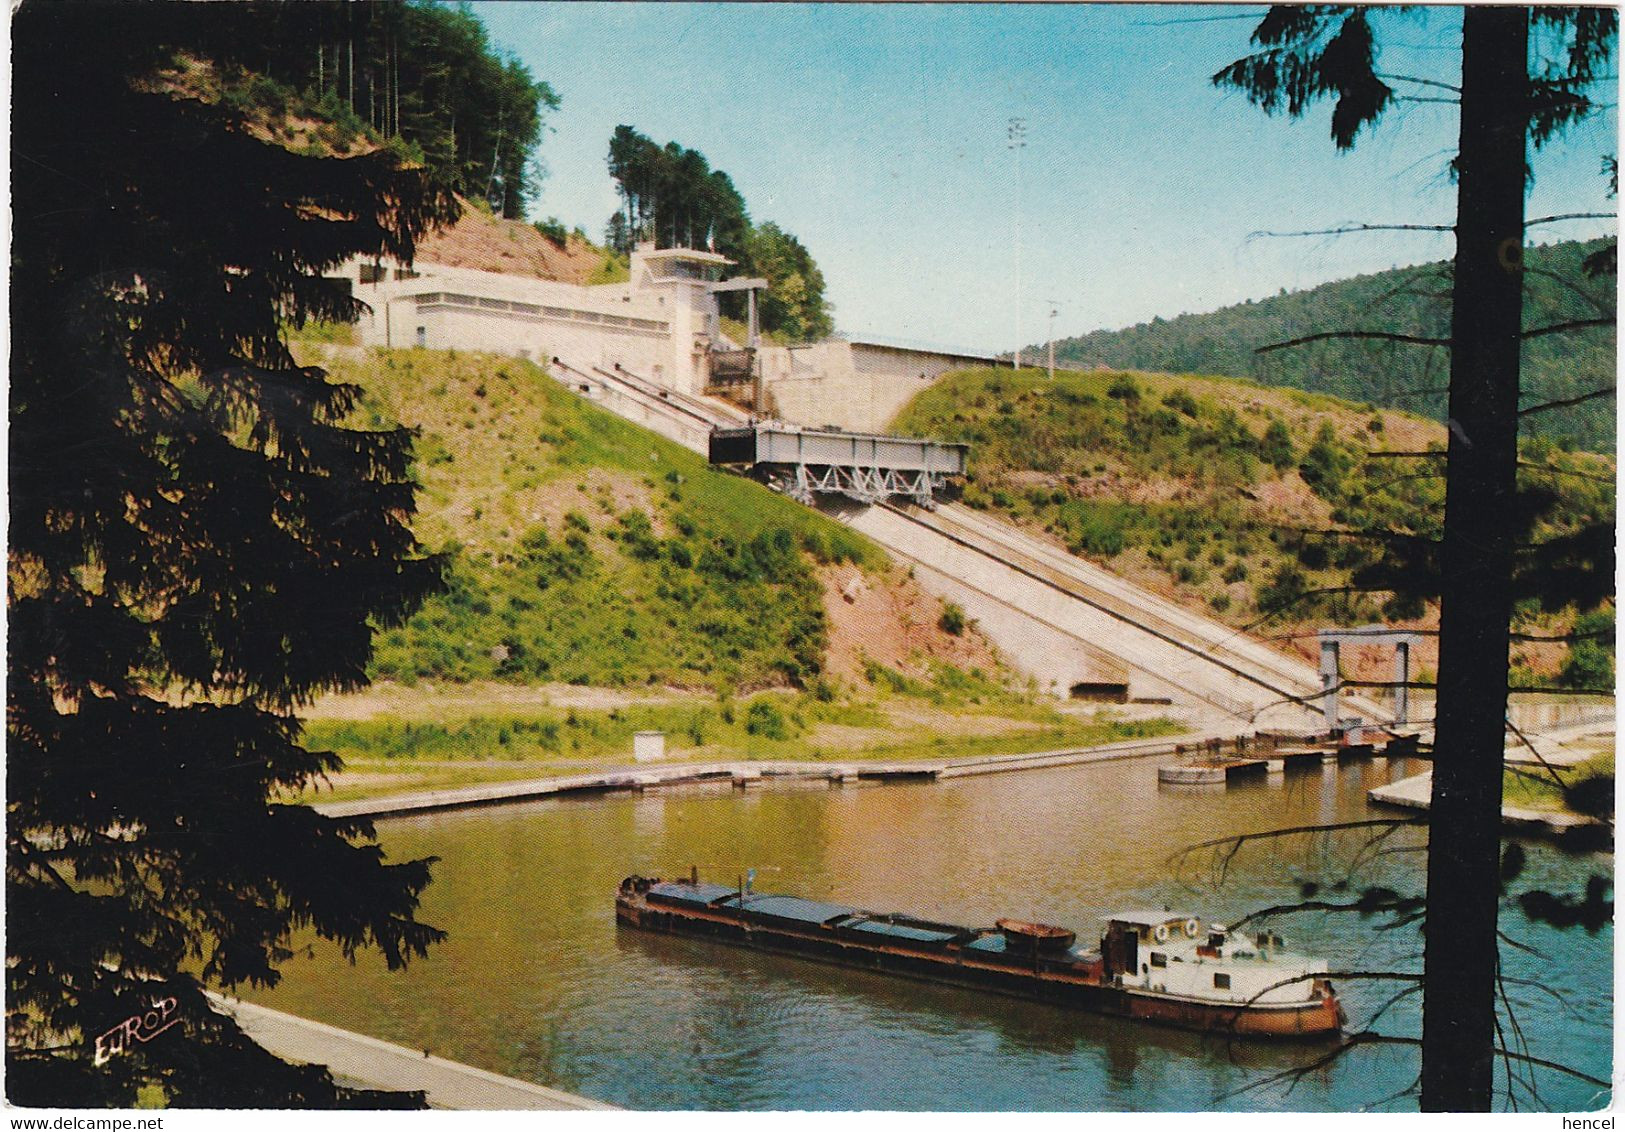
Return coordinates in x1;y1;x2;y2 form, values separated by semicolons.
341;247;726;393
759;341;996;432
391;299;672;377
758;342;869;430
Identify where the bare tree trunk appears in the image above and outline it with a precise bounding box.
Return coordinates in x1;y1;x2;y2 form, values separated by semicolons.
1419;6;1529;1113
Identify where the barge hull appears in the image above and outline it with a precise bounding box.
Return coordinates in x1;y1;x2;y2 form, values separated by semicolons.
616;883;1340;1039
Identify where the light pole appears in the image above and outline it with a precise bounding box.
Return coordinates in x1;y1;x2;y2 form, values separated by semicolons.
1045;299;1063;381
1008;117;1026;370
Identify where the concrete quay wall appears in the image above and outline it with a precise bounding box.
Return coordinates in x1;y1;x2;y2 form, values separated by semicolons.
208;994;615;1110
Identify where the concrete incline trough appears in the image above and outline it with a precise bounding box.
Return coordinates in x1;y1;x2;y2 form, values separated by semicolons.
837;501;1350;728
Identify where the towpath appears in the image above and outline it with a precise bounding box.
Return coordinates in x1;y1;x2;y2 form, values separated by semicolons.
208;994;615;1109
314;730;1240;820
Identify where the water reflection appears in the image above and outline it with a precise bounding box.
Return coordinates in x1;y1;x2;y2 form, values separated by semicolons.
247;755;1610;1110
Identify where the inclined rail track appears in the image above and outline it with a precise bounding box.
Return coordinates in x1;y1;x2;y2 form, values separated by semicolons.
930;503;1338;698
856;531;1260;720
873;500;1342;720
547;356;743;451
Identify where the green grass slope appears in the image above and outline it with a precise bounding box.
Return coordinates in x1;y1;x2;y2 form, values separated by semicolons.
1051;239;1616;453
893;365;1614;680
323;347;879;691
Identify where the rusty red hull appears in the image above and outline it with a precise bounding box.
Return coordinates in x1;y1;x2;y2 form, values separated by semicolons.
616;877;1342;1040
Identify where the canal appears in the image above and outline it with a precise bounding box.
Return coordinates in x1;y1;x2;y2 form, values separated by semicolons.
249;756;1612;1110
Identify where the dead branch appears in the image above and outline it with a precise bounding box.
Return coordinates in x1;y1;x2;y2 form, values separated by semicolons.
1518;385;1616;417
1524;211;1617;227
1256;329;1451;354
1247;222;1453;240
1519;318;1615;339
1520;265;1613;314
1225;899;1426;934
1174;819;1425;886
1516;459;1617;484
1379;73;1462;94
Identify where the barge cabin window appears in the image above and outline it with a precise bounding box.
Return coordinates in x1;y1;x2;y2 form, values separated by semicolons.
1213;973;1231;989
1150;952;1167;968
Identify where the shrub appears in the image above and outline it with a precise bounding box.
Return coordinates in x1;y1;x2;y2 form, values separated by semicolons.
1297;541;1331;570
533;216;570;246
1107;375;1141;403
1561;610;1615;689
939;602;968;636
616;509;660;560
745;699;792;740
1261;419;1295;470
1162;389;1199;417
1298;423;1353;498
1257;564;1309;613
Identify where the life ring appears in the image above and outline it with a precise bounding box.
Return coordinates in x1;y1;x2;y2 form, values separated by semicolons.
1153;923;1170;943
1184;918;1202;939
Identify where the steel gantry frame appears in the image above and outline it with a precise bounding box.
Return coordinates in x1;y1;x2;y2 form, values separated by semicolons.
1317;625;1423;728
787;463;953;507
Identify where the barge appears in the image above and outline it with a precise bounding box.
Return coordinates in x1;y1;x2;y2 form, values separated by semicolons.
617;875;1343;1039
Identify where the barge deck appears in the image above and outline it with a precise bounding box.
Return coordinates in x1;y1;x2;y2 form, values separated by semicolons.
616;876;1343;1039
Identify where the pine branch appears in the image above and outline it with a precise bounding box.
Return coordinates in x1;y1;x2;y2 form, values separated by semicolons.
1378;72;1462;94
1247;222;1454;239
1256;329;1451;354
1523;211;1617;226
1519;318;1615;339
1518;385;1616;417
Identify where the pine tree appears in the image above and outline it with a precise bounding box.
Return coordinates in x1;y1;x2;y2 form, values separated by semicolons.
1217;6;1615;1110
9;4;459;1106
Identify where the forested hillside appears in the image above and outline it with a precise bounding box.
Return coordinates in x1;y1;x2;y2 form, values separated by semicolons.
1051;239;1615;452
139;0;556;218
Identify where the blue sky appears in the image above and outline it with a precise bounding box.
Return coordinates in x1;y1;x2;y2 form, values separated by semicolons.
473;3;1617;355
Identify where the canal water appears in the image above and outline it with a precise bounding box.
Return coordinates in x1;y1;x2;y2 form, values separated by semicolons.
249;756;1612;1110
